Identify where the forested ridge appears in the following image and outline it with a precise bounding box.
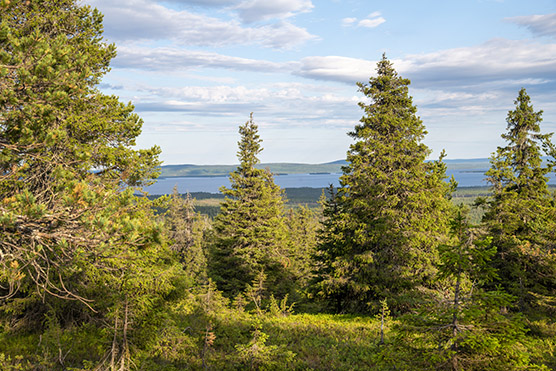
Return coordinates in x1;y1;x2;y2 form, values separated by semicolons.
1;1;556;370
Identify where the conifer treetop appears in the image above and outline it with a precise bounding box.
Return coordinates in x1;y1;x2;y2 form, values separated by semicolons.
487;88;553;196
352;54;424;144
237;113;262;171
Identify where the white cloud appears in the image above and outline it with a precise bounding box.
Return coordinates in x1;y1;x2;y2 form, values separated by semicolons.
87;0;316;49
112;46;292;72
403;38;556;88
296;39;556;92
341;17;357;27
358;17;386;28
413;89;501;111
235;0;314;23
261;21;318;49
154;0;238;5
108;37;556;102
506;13;556;38
113;80;360;132
137;82;357;109
342;11;385;29
147;85;271;104
150;0;315;23
296;56;376;83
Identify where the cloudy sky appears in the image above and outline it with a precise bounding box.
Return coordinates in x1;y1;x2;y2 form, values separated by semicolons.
86;0;556;165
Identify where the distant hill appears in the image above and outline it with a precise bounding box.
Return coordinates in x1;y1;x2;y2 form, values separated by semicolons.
158;160;348;178
442;158;490;170
158;158;491;178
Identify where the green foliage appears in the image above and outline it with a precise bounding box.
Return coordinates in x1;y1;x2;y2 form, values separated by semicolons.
391;208;533;370
244;270;267;315
483;88;556;312
0;353;32;371
235;318;296;370
0;1;183;368
391;292;532;370
315;55;454;313
160;304;388;370
163;186;209;284
2;2;555;369
284;205;321;307
267;294;295;318
208;114;293;298
438;209;497;284
378;298;390;345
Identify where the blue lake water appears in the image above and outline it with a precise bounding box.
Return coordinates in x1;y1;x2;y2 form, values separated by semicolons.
144;173;342;194
143;170;556;195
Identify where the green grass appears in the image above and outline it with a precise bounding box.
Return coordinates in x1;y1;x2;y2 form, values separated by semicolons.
162;307;389;371
3;302;555;370
142;303;556;370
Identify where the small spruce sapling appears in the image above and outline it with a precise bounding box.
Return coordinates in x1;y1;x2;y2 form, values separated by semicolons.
393;207;531;370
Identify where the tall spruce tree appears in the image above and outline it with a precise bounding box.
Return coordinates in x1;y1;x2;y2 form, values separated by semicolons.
208;114;291;298
482;88;556;312
316;55;454;313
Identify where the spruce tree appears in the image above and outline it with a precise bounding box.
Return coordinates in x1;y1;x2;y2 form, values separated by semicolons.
482;88;556;311
316;55;454;313
392;209;531;370
208;114;291;298
165;187;209;284
285;205;321;305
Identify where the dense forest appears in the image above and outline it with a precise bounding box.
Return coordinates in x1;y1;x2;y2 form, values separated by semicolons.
1;1;556;370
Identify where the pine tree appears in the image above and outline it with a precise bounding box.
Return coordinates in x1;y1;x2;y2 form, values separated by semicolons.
208;114;291;298
316;55;454;313
482;88;556;312
0;1;181;367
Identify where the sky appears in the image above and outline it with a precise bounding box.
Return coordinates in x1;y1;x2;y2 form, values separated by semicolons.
85;0;556;165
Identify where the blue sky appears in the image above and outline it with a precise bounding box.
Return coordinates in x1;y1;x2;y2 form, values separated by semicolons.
86;0;556;165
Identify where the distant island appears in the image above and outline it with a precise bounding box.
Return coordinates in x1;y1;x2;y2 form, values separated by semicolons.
158;158;491;178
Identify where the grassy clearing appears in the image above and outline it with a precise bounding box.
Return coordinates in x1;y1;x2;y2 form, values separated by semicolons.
2;305;554;370
173;309;388;371
145;305;556;370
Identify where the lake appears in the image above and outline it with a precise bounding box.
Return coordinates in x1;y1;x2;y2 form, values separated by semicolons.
143;169;556;195
144;173;342;194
